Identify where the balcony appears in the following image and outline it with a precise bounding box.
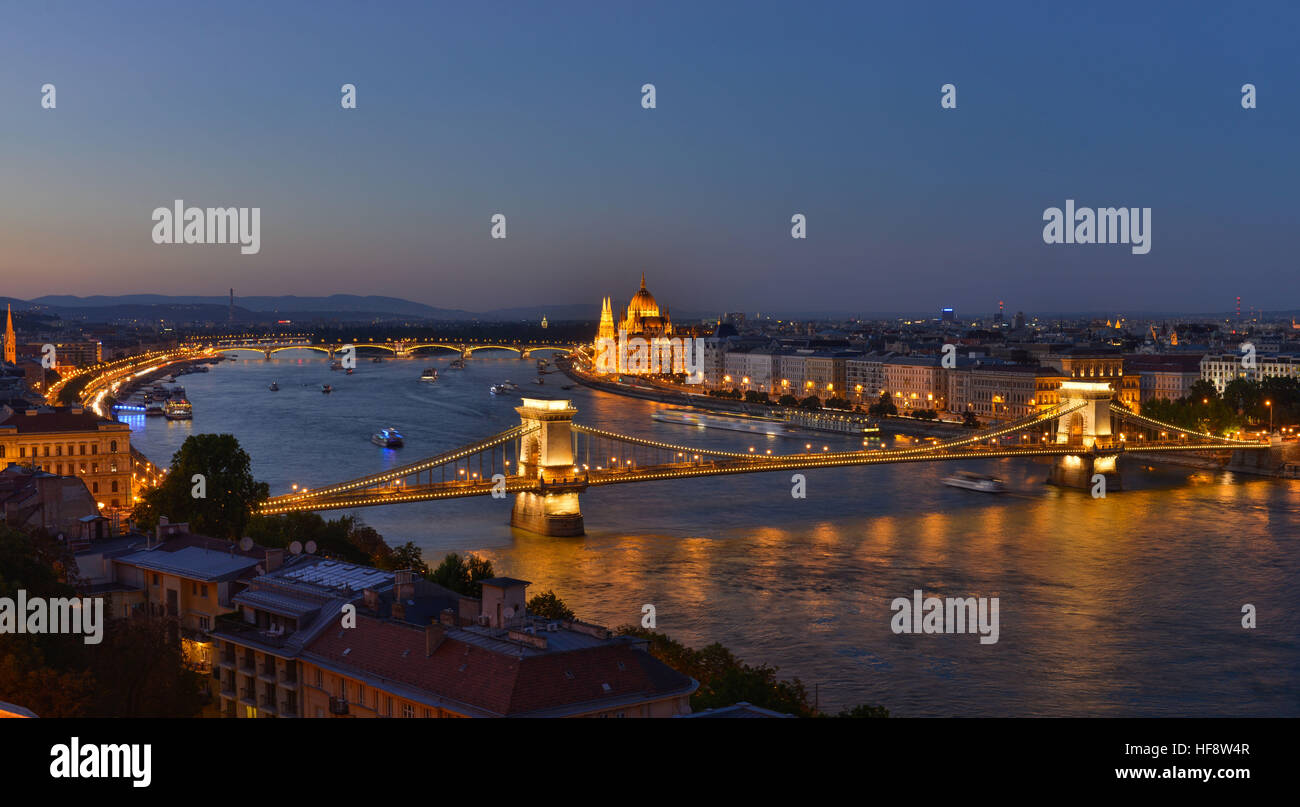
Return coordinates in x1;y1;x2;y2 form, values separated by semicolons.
258;665;278;684
238;689;256;708
279;700;298;718
328;697;350;716
214;612;293;649
278;669;299;689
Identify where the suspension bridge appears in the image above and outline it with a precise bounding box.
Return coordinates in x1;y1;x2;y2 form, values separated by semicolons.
254;381;1271;535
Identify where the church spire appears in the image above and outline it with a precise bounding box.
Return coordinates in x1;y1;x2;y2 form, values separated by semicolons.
640;271;646;290
3;304;14;365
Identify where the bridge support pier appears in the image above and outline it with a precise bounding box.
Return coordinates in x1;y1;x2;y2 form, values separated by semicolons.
510;489;585;537
509;397;586;536
1047;452;1122;492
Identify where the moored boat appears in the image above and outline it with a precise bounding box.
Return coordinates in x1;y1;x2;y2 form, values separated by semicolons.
163;399;193;420
652;407;788;436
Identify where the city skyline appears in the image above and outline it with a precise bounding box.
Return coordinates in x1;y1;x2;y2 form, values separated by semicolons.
2;1;1296;313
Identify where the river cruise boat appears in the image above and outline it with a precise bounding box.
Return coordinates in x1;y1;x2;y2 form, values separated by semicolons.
652;407;789;436
370;427;404;448
449;358;467;369
145;400;166;417
942;471;1006;493
420;367;439;382
163;399;193;420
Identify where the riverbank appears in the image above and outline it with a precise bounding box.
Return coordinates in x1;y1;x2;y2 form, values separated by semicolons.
562;366;971;438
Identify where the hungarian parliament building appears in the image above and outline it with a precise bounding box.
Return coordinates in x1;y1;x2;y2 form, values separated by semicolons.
593;274;690;375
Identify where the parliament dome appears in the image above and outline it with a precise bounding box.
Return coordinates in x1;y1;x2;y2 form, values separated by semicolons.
626;272;661;318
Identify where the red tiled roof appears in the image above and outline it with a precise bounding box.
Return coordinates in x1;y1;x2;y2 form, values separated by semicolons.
305;616;693;716
0;408;124;434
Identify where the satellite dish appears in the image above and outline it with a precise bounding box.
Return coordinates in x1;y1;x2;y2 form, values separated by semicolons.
239;537;253;551
503;607;515;619
289;541;303;555
305;540;317;555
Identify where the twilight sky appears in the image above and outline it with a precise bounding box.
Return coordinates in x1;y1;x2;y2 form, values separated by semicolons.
0;0;1296;316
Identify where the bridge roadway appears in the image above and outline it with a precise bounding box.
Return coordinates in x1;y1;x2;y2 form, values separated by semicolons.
256;438;1260;514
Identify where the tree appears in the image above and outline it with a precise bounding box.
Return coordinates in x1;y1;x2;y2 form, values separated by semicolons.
963;411;980;429
428;552;495;597
618;627;828;717
834;703;890;718
378;542;429;575
0;524;204;717
744;390;769;404
869;392;897;417
778;394;800;407
527;590;575;621
1187;379;1218;403
799;396;821;410
132;434;268;539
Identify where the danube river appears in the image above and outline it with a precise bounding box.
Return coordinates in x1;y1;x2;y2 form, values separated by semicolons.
126;351;1300;716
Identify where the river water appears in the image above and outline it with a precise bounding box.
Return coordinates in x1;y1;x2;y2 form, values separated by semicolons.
126;351;1300;716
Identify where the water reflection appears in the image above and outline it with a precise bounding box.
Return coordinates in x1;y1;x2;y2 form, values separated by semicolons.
125;353;1300;715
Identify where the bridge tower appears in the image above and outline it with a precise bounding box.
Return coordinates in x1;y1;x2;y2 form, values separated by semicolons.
1048;381;1122;491
510;397;586;536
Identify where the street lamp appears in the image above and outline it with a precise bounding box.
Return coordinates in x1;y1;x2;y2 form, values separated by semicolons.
1266;400;1273;433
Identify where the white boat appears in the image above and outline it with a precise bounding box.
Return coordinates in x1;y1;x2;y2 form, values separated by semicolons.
532;377;545;385
420;368;439;382
652;407;788;436
163;399;193;420
942;471;1005;493
489;383;519;397
370;427;404;448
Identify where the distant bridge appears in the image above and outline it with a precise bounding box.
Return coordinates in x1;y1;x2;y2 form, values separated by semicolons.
255;382;1270;535
202;337;574;360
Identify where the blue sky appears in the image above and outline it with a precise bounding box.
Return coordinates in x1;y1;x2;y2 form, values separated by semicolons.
0;1;1296;315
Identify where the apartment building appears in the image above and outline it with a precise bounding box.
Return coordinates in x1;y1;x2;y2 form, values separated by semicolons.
883;357;945;411
0;405;133;512
1128;355;1204;403
1200;351;1300;393
212;562;698;718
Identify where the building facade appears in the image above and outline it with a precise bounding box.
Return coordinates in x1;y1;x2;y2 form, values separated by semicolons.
0;405;133;512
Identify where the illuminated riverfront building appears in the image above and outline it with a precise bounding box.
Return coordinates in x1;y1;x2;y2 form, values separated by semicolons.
0;405;133;512
595;273;686;374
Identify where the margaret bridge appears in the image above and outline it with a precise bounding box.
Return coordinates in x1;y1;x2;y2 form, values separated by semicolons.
202;336;576;360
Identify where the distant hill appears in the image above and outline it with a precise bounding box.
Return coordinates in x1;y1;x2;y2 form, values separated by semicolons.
28;294;474;320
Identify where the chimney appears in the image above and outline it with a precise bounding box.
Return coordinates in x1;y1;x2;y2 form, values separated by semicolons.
439;608;456;627
395;569;415;601
425;623;445;657
155;515;169;543
363;588;379;612
263;547;284;572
